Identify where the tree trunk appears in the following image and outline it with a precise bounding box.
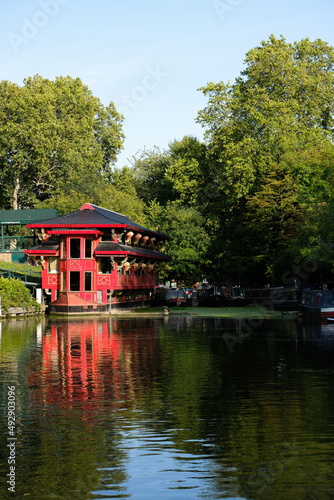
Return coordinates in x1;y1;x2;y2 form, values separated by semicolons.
12;175;20;210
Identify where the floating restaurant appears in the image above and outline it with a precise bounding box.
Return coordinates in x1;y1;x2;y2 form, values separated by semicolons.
25;203;171;314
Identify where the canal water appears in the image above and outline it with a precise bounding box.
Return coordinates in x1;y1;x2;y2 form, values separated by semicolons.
0;314;334;499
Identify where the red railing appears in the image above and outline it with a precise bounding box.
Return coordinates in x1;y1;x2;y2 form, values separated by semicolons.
117;274;156;289
96;273;156;289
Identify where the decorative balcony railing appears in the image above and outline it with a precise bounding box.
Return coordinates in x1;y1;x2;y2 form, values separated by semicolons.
97;273;157;289
117;274;156;288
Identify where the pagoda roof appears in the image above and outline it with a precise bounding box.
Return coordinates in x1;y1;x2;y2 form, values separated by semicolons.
25;243;59;255
94;241;171;261
25;241;170;261
27;203;169;239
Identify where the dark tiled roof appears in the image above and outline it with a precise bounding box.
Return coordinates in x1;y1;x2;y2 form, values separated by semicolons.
26;244;59;252
28;204;168;239
95;242;171;261
48;228;100;232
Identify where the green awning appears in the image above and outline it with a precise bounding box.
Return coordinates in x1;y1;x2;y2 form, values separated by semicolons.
0;209;58;225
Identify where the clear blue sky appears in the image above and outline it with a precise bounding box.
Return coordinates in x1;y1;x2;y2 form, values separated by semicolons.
1;0;333;167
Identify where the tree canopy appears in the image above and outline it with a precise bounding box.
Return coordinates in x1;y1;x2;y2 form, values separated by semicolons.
195;35;334;284
0;75;124;210
2;36;334;285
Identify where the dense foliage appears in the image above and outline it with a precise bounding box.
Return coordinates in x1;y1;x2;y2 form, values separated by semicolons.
2;36;334;286
0;276;40;312
196;35;334;285
0;75;124;210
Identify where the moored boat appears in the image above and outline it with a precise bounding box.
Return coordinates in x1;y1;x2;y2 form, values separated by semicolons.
151;287;188;307
300;289;334;318
196;284;226;307
225;286;247;306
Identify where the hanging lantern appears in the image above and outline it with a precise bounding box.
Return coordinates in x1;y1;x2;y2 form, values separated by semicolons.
134;233;142;241
140;263;146;270
124;262;130;270
132;262;138;269
126;231;134;243
142;235;149;244
148;237;156;246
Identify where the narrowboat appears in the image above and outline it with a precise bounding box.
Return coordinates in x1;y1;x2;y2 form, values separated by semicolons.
225;286;247;306
196;284;226;307
151;287;188;307
300;289;334;318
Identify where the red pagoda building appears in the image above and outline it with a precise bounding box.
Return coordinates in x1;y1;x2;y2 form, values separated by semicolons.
25;203;171;313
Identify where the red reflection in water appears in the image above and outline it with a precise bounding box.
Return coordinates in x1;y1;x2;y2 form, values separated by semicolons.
27;319;161;411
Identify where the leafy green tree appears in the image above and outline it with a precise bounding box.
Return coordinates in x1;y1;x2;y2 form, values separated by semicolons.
0;75;124;210
131;147;176;206
165;136;208;207
38;184;146;223
197;35;334;283
130;136;208;208
108;165;137;192
245;169;304;281
145;200;210;282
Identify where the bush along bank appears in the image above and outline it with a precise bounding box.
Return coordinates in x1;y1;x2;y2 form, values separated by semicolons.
0;276;42;318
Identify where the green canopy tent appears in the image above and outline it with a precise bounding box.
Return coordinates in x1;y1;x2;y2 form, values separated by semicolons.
0;209;58;262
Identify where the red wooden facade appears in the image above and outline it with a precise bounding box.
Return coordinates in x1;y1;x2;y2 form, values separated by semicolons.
25;203;171;313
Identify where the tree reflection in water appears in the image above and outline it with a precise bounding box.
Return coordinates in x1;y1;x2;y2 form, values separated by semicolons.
0;316;333;499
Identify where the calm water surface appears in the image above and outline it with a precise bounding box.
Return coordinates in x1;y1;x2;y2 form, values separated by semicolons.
0;314;334;499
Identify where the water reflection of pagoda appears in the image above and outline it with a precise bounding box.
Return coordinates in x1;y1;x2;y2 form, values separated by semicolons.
29;319;161;407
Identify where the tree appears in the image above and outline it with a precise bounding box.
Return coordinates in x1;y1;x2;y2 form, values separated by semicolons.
131;147;176;206
245;169;304;281
0;75;124;209
198;36;334;198
196;35;334;283
130;136;209;208
165;136;208;207
145;200;210;283
38;184;146;223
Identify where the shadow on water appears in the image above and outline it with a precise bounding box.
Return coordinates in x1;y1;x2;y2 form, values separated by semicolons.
0;314;334;499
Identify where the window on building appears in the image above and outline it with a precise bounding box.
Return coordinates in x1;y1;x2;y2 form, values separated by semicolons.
69;271;80;291
97;258;111;274
84;272;92;291
85;239;92;258
61;271;66;291
48;257;59;273
70;239;81;259
61;239;67;259
102;232;112;241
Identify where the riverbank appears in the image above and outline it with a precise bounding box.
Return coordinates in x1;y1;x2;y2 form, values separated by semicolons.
125;305;297;319
0;305;45;319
